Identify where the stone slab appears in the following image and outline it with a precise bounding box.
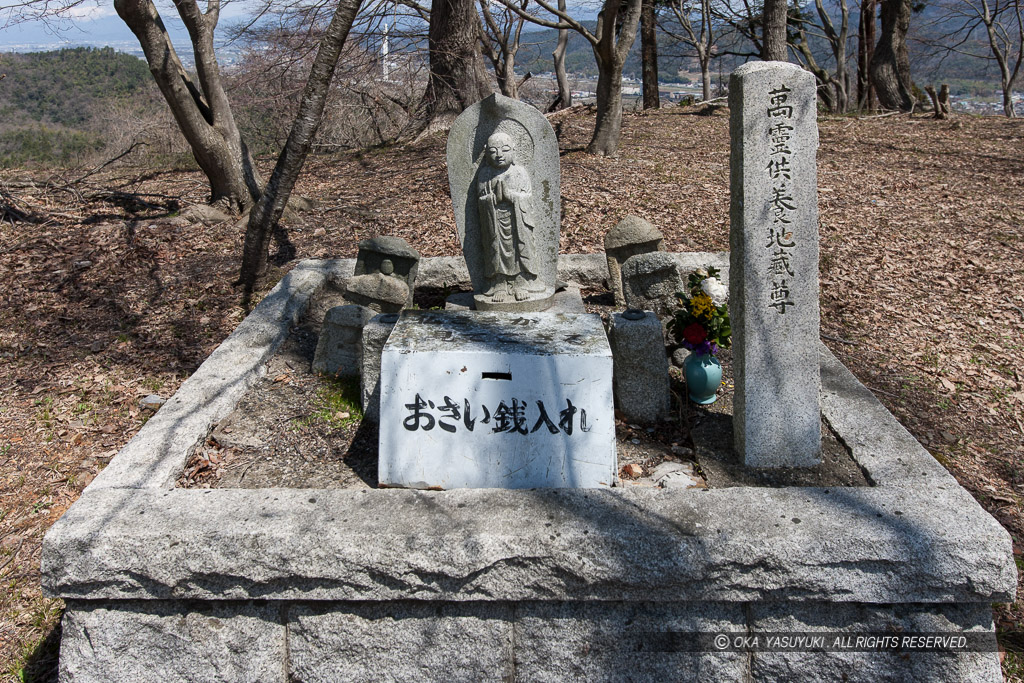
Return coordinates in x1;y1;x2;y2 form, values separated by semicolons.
42;483;1015;604
289;602;513;682
58;600;284;683
748;602;1001;682
819;345;955;486
87;261;327;490
608;311;670;423
729;61;821;468
311;304;375;377
308;253;728;295
445;286;585;313
378;311;616;489
360;313;400;423
514;601;747;682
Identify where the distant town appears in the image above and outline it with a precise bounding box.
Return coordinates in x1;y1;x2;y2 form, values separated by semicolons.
2;39;1020;116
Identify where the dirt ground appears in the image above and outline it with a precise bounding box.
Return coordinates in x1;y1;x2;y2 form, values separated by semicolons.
1;104;1022;681
179;297;865;493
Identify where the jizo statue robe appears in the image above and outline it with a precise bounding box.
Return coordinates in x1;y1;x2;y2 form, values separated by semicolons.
477;162;537;280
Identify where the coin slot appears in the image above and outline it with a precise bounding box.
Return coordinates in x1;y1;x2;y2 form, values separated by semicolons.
482;372;513;380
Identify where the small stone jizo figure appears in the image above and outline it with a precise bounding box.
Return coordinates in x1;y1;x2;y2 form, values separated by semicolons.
447;92;560;312
477;132;541;303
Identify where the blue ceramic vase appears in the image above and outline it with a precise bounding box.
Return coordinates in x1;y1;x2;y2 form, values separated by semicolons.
684;352;722;405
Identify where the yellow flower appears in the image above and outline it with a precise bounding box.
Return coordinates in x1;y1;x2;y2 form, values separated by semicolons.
690;292;714;320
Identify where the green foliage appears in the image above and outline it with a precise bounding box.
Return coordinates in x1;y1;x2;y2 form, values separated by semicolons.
297;376;363;428
0;124;104;166
0;47;150;127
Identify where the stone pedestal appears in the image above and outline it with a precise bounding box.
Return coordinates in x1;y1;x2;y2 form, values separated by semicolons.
379;311;616;489
312;305;375;377
445;287;585;313
608;310;670;423
360;313;400;423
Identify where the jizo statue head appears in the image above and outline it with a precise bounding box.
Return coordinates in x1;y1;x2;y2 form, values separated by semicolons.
485;133;515;170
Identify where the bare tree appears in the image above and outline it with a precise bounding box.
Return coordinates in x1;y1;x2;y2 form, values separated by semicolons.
417;0;493;134
549;0;573;110
502;0;644;156
239;0;364;292
871;0;915;110
789;0;851;111
226;4;421;152
857;0;878;109
762;0;789;59
918;0;1023;117
479;0;532;98
113;0;263;212
641;0;661;108
660;0;716;100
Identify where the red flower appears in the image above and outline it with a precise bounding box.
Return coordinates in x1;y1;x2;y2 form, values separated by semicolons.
682;323;707;345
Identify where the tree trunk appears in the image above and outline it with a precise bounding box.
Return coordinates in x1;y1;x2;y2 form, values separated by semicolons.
857;0;877;110
588;60;624;155
762;0;789;61
979;0;1022;118
551;0;572;111
500;60;519;99
585;0;643;156
641;0;660;109
417;0;492;134
938;84;952;116
701;61;712;101
1002;89;1016;117
238;0;363;292
870;0;914;111
925;85;946;119
815;0;849;112
114;0;261;212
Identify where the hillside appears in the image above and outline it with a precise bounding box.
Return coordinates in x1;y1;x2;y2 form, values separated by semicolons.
0;47;152;166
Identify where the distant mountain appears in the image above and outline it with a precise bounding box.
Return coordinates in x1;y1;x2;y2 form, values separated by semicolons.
0;47;154;165
511;5;1009;96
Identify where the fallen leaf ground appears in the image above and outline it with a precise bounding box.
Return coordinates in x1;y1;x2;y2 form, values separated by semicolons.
0;104;1022;681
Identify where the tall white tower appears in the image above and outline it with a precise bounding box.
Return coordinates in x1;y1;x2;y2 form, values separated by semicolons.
382;20;390;81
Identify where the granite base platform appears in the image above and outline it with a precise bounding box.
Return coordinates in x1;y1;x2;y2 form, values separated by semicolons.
42;255;1016;682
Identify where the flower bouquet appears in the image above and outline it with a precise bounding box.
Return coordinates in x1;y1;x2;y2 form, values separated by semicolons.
667;267;731;404
667;267;732;355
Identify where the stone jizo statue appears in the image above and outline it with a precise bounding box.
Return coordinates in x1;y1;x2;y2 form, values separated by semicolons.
447;93;560;312
477;132;542;303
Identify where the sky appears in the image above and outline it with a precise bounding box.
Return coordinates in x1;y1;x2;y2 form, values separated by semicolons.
0;0;601;52
0;0;252;50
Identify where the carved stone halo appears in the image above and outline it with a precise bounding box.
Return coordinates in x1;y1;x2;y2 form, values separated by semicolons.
474;119;534;169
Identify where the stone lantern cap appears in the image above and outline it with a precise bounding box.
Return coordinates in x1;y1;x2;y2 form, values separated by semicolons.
356;236;420;262
603;215;663;252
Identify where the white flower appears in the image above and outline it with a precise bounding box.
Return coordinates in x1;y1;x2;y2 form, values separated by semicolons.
700;276;728;307
695;268;708;279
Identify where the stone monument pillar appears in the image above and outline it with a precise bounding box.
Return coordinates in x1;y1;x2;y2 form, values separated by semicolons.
447;93;560;312
728;61;821;468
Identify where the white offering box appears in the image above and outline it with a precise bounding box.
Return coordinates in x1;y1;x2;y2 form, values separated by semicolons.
379;311;616;489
